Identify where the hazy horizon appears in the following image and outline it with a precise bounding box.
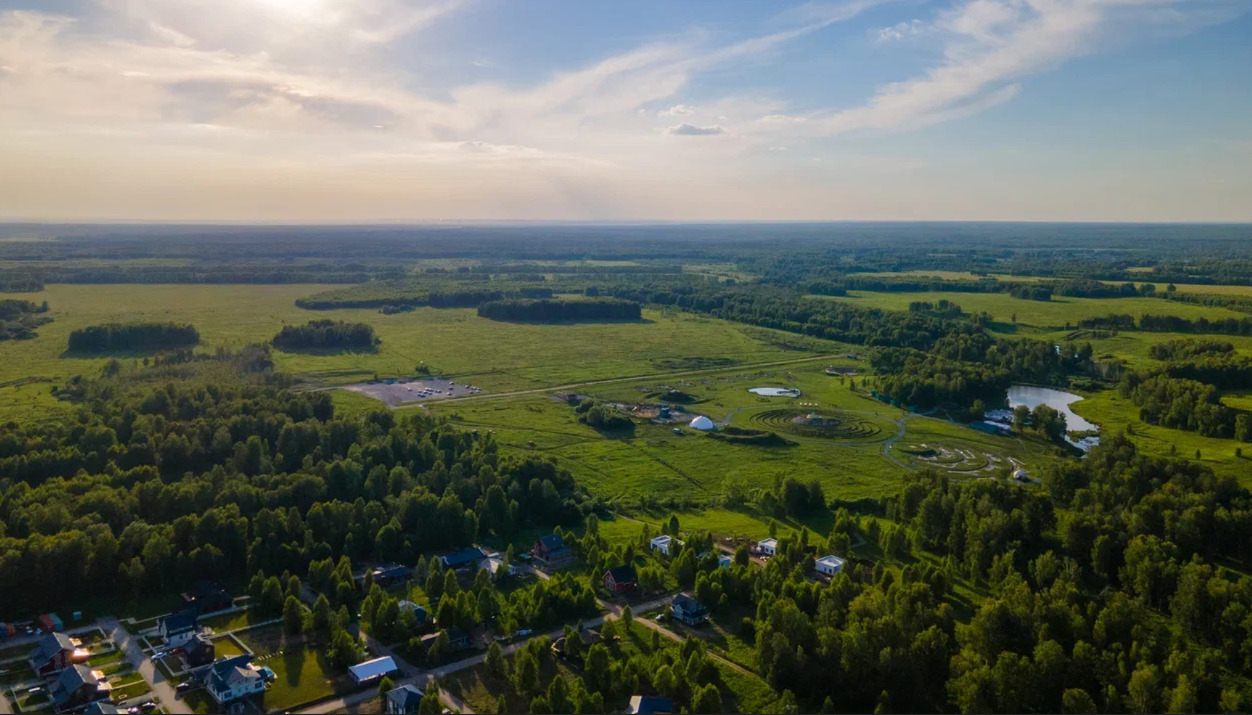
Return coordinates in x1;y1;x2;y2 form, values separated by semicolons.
2;0;1250;223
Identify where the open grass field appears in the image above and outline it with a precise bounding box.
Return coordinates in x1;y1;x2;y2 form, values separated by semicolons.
820;290;1248;334
235;625;353;712
0;284;835;425
422;361;1058;509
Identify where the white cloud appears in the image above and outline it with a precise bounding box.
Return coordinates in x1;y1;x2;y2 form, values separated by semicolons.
667;123;726;136
877;19;924;41
659;104;695;116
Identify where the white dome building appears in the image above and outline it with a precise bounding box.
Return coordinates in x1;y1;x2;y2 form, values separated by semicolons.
689;415;715;431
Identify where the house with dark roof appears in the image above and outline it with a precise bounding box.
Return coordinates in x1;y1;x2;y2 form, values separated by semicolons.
159;609;200;648
438;547;486;572
181;581;233;614
627;695;674;714
51;664;110;712
82;702;122;715
386;684;425;714
671;593;709;626
202;655;265;706
603;565;638;595
184;632;215;668
29;632;82;677
531;534;575;569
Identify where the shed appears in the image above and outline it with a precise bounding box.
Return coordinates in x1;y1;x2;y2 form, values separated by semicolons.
348;656;399;685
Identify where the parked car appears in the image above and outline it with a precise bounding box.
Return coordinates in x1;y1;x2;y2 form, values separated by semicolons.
176;681;193;692
139;701;157;712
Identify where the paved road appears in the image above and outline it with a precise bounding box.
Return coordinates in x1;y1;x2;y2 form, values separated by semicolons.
372;353;844;410
293;594;673;715
100;617;191;715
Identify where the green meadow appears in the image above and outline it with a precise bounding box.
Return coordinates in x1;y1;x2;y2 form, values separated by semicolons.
0;284;831;424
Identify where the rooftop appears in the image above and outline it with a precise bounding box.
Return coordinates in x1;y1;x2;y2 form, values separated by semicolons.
348;656;398;683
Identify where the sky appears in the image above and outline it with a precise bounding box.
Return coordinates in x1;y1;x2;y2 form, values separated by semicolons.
0;0;1249;223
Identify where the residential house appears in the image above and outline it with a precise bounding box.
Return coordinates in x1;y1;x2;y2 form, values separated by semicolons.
603;565;638;595
29;632;83;677
484;551;518;577
181;582;233;614
815;555;845;577
445;628;470;649
159;609;199;648
397;601;429;626
184;632;215;668
82;702;121;714
348;656;399;686
627;695;675;714
670;593;709;626
650;535;674;556
717;554;733;569
531;534;575;569
51;664;110;712
385;684;425;714
756;538;778;556
203;655;265;706
355;563;412;588
438;547;486;572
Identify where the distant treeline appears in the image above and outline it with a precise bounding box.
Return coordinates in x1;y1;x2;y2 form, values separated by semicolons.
605;283;976;350
296;281;554;310
1080;313;1252;335
0;299;51;341
272;320;377;351
0;267;388;286
453;264;682;275
477;298;641;322
0;277;43;292
67;322;199;353
820;276;1163;302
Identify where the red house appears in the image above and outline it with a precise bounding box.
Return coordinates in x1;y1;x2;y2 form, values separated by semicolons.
603;565;638;595
28;633;81;677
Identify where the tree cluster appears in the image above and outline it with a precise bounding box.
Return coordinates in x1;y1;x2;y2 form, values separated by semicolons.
67;322;198;353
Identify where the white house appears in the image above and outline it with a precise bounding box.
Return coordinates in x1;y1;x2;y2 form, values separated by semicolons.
757;538;778;556
204;656;265;706
650;535;674;556
158;609;200;649
815;555;845;577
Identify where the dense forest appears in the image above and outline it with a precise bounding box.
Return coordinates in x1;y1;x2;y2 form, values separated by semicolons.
66;322;199;353
272;320;378;351
0;349;592;613
0;298;51;341
477;298;642;323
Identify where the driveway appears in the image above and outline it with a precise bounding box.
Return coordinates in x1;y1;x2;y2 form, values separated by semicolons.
99;617;191;715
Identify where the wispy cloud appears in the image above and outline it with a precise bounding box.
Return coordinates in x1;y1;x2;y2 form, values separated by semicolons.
668;123;726;136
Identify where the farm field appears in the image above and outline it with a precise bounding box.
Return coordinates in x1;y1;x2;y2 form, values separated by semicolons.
0;284;833;424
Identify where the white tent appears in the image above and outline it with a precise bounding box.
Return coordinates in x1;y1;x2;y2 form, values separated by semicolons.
689;415;715;431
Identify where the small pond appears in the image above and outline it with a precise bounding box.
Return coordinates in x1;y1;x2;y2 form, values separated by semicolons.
749;387;801;397
1007;385;1100;451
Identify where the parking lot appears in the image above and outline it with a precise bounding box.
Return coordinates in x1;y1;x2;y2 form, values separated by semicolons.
341;378;484;407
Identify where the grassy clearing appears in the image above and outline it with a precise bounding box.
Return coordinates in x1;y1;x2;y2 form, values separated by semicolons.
430;362;1055;508
818;290;1247;334
234;624;353;712
0;284;831;424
